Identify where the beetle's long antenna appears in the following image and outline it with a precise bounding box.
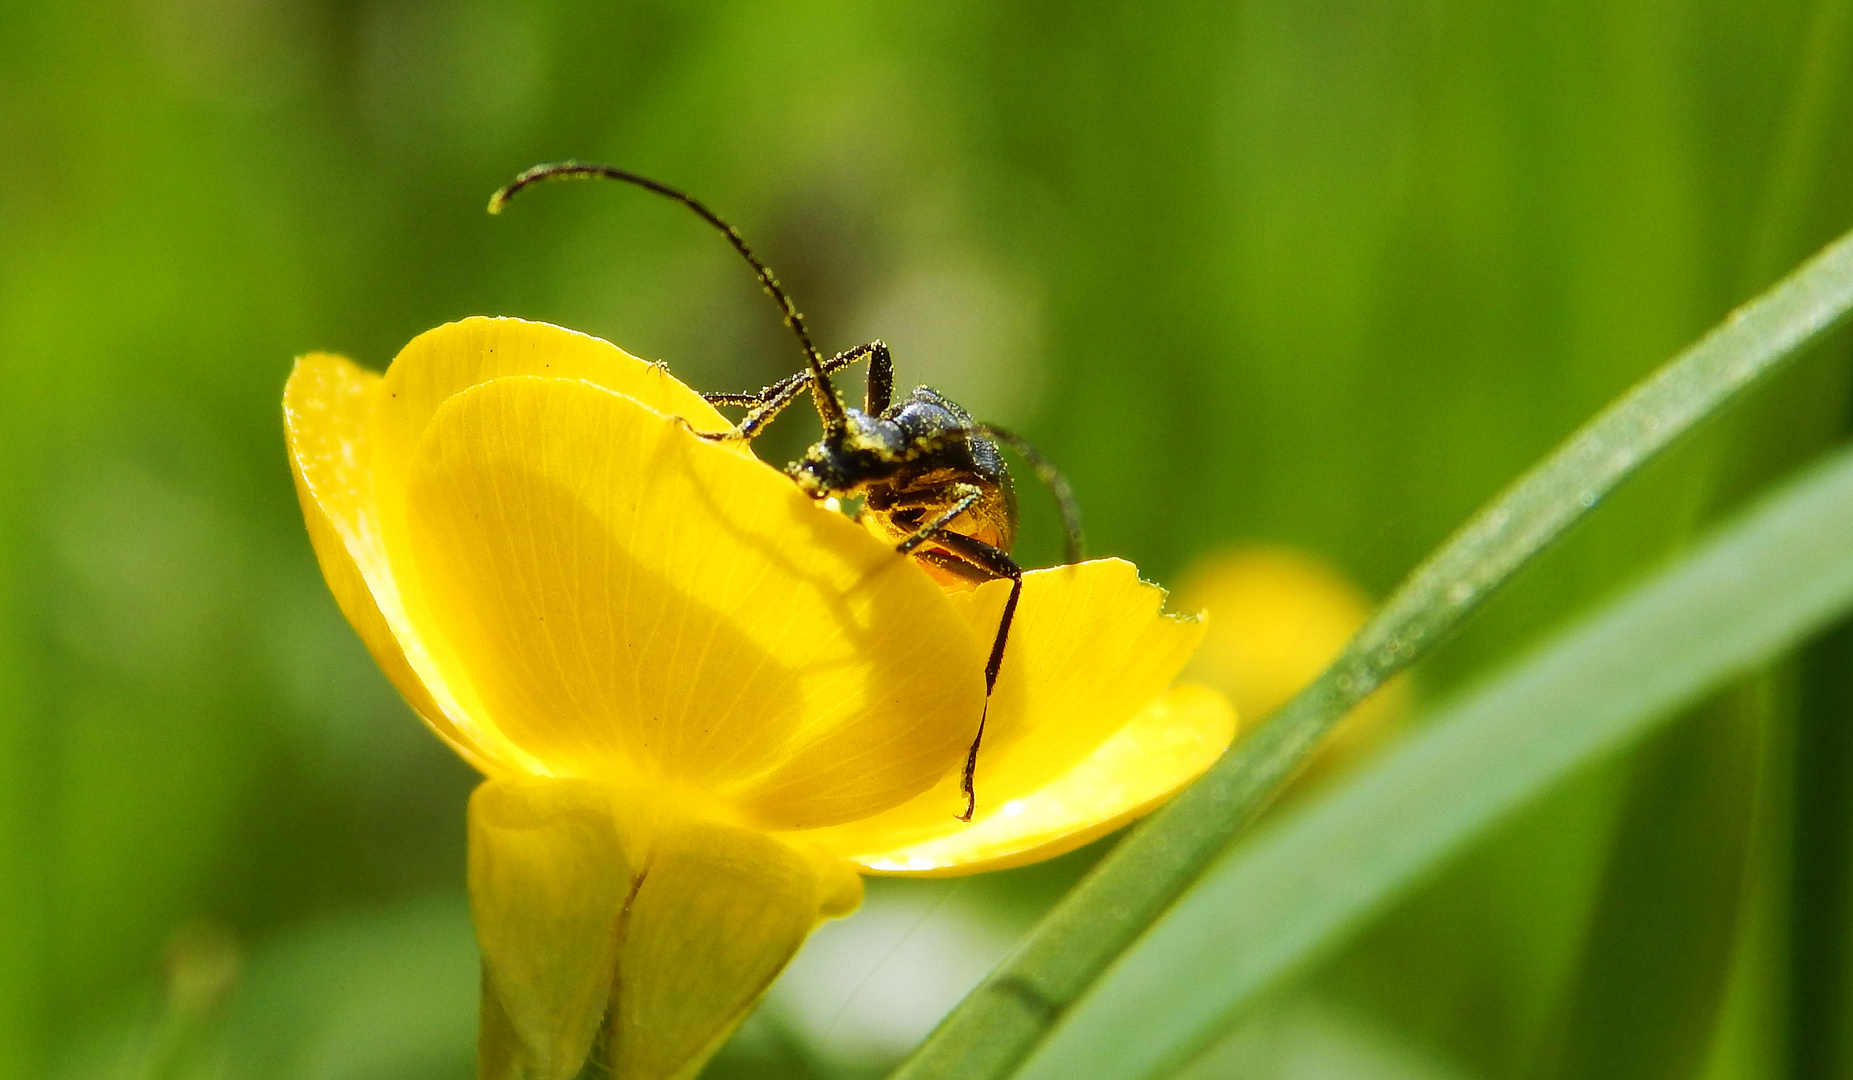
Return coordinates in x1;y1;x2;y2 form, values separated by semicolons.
490;162;842;427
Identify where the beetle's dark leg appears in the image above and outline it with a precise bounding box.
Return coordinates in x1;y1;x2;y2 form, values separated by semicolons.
892;488;981;555
719;377;811;442
700;391;766;408
705;342;881;409
902;527;1022;822
698;342;887;442
912;547;990;584
959;574;1022;820
923;534;1019;693
863;341;894;414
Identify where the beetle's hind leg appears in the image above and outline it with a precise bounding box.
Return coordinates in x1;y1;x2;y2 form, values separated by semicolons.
900;522;1022;823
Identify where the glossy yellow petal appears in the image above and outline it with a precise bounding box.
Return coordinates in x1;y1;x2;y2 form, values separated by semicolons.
612;819;862;1080
359;317;744;769
1177;546;1409;768
402;374;986;828
470;777;636;1080
372;317;739;493
832;684;1235;875
799;559;1204;840
283;351;529;773
954;560;1204;795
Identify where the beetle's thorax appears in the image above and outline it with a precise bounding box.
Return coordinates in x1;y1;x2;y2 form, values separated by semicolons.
787;386;1019;554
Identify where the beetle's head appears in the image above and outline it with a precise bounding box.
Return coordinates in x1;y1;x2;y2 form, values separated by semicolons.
787;408;903;498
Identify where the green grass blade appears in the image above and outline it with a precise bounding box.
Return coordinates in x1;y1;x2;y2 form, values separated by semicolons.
1788;621;1853;1075
890;227;1853;1080
1015;443;1853;1080
1177;994;1484;1080
1524;690;1762;1080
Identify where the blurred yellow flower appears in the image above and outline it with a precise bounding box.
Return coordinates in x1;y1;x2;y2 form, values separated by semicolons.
1176;546;1408;773
282;316;1236;1080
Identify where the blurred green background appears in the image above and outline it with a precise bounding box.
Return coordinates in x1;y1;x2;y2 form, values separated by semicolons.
4;1;1853;1078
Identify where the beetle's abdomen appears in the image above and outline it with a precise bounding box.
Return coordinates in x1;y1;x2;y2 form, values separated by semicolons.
863;469;1018;554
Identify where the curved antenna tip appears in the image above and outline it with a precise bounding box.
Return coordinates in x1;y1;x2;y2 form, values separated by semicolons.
486;161;590;216
479;160;829;374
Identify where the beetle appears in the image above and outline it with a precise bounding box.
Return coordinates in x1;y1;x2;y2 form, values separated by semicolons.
490;162;1082;821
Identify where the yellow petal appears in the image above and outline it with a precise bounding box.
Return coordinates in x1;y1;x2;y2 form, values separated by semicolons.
612;819;862;1080
799;559;1204;840
287;319;748;776
402;374;986;828
955;560;1204;796
808;684;1236;874
283;352;530;773
371;317;739;496
373;317;743;769
470;777;636;1080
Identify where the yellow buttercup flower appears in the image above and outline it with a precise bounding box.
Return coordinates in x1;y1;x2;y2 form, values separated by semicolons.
283;315;1236;1080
